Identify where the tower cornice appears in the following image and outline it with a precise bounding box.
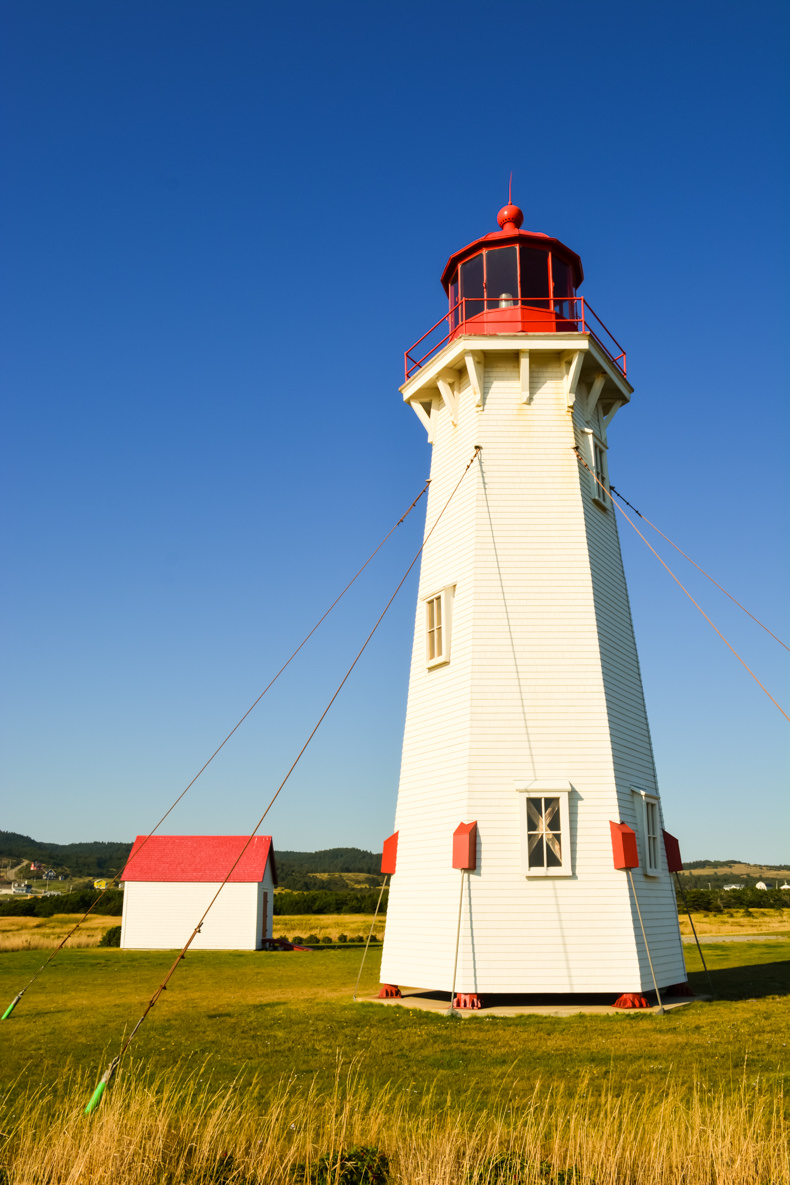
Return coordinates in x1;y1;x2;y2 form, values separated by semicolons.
400;333;632;428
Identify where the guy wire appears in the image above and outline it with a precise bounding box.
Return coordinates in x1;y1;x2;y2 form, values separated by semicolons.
93;449;481;1088
3;479;430;1017
573;448;788;722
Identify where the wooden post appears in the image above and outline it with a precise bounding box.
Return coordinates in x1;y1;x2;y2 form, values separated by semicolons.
627;869;664;1014
448;870;466;1015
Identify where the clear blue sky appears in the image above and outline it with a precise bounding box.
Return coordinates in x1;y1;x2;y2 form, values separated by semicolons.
2;1;788;864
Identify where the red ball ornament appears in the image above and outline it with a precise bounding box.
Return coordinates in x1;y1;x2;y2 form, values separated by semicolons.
497;204;524;231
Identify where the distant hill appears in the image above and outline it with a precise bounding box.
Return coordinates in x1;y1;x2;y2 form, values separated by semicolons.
677;860;790;888
276;848;380;873
0;831;132;878
275;848;383;891
0;835;382;887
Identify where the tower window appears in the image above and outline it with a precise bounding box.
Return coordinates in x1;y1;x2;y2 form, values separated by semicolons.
516;784;572;876
592;441;609;506
645;799;659;873
424;586;453;668
632;788;661;876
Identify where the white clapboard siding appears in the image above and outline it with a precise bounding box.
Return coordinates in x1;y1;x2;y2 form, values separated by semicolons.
380;344;686;996
121;864;275;951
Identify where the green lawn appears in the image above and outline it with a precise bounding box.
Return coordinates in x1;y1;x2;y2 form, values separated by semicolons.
1;940;787;1108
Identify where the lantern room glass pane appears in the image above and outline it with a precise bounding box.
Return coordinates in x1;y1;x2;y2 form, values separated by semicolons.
460;253;484;321
519;247;549;308
485;246;518;308
552;256;573;320
449;273;459;329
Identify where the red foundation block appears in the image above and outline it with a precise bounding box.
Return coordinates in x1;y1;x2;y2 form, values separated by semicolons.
378;984;402;999
612;993;651;1009
453;993;483;1010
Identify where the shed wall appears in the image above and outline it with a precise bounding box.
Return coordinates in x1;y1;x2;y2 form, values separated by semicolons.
121;880;266;950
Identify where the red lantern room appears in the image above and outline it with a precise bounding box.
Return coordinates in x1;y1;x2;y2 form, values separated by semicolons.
405;203;625;380
443;203;584;338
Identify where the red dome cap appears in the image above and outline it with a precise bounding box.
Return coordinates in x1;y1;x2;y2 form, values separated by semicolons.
497;204;524;232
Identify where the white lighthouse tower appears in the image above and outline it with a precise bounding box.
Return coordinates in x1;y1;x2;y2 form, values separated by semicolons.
378;202;687;1007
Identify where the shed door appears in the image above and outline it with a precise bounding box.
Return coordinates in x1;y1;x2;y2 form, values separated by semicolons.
261;891;269;943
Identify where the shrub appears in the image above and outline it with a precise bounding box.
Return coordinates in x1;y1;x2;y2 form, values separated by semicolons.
305;935;320;945
291;936;304;945
338;933;348;943
99;925;121;947
304;1145;389;1184
321;935;333;944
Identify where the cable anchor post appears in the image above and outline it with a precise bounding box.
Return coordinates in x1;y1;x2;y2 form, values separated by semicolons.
84;1055;120;1115
1;990;25;1021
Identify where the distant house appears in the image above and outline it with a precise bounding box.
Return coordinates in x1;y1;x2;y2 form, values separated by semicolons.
723;884;743;891
119;835;277;951
755;881;768;891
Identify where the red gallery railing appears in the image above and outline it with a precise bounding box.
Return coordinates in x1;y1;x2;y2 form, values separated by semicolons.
404;297;627;381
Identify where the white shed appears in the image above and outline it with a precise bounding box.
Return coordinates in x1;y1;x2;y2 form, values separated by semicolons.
120;834;276;950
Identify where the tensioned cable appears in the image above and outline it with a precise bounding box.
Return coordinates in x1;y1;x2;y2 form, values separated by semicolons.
85;448;481;1110
2;480;430;1022
609;485;788;652
573;448;788;722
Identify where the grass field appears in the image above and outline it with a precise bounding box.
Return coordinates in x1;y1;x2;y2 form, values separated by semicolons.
0;941;787;1182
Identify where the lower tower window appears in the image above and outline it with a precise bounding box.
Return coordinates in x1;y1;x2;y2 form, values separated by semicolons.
516;783;572;876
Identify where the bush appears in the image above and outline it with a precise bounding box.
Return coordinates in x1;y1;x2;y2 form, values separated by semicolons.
338;933;348;943
99;925;121;947
321;935;333;944
304;1145;389;1184
305;935;320;945
291;936;304;945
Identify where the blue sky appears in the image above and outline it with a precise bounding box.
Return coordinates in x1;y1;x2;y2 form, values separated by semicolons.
2;0;788;864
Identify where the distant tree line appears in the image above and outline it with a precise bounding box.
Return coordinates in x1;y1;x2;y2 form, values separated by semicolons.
273;889;388;915
676;887;788;912
276;848;381;874
275;867;383;892
0;889;125;918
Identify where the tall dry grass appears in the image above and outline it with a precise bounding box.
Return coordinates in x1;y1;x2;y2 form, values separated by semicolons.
0;1060;786;1184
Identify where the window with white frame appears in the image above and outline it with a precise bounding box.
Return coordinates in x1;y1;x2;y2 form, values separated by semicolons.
425;586;453;667
632;788;661;875
592;440;609;505
516;784;572;876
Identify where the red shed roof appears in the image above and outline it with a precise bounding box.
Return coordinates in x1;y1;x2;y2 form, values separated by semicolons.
120;835;276;884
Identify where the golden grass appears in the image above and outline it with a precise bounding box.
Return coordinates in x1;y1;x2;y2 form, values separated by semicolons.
0;914;117;952
678;909;790;937
0;1060;786;1184
273;914;379;941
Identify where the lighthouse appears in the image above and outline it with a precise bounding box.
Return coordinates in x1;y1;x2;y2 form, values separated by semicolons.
378;203;687;1006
